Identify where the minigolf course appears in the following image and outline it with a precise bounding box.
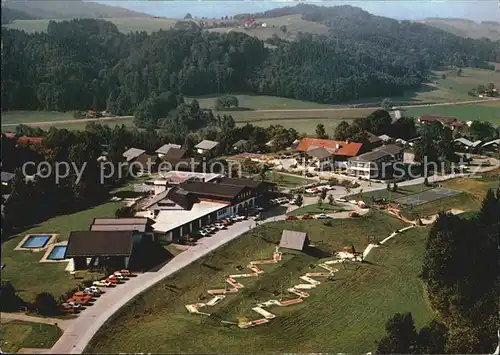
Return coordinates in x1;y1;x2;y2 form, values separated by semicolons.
185;246;361;328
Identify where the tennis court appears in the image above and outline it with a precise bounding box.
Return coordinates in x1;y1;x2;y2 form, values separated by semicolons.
394;187;460;206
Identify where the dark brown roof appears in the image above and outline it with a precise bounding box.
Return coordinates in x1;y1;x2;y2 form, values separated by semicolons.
375;144;404;155
349;144;403;162
166;186;198;210
90;224;148;232
66;231;134;257
159;147;187;164
365;131;383;144
93;218;151;225
181;181;247;199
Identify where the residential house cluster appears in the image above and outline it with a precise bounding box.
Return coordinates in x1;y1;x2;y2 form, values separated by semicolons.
295;132;405;179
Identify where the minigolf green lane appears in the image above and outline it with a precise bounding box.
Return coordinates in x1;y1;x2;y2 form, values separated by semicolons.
185;246;363;328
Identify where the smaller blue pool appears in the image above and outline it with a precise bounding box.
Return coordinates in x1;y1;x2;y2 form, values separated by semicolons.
47;246;67;260
21;234;51;248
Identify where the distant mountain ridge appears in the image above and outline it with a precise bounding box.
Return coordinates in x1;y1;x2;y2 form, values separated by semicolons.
419;18;500;40
2;0;150;19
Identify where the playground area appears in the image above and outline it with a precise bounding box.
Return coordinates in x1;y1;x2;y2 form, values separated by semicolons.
88;214;422;353
393;187;460;207
185;246;361;328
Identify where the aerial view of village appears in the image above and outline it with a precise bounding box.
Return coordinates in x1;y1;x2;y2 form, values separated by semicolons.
1;0;499;354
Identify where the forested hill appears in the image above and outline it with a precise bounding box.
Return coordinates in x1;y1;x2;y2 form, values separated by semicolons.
2;0;149;20
2;13;499;117
1;7;35;25
238;5;500;63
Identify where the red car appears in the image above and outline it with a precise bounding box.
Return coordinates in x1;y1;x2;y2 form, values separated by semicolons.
349;211;360;217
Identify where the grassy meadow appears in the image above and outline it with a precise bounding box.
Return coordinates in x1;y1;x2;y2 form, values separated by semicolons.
0;320;62;353
404;101;500;125
87;213;434;353
5;17;178;34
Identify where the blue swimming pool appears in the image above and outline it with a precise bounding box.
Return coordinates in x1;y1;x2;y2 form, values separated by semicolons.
21;234;51;248
47;245;67;260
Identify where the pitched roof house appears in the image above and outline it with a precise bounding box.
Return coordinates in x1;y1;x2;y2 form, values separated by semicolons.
279;230;309;251
195;140;219;152
122;147;146;162
296;138;365;158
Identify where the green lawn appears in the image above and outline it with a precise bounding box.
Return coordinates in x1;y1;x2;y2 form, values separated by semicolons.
1;111;74;126
0;320;62;353
1;200;124;303
190;94;341;110
289;203;345;216
237;117;355;136
404;101;500;125
399;67;500;104
86;212;423;353
264;172;316;187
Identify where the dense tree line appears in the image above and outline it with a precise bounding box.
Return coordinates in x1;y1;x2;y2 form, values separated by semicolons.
333;109;418;141
2;7;499;117
414;122;458;167
377;191;499;353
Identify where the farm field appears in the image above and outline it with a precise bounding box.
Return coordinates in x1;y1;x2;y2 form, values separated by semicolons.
399;67;500;104
5;17;178;34
0;320;62;353
192;94;340;110
208;15;330;41
237;117;354;135
1;111;74;126
87;213;433;354
404;101;500;125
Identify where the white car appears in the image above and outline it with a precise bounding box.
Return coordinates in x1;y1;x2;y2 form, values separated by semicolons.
113;271;128;279
82;289;100;297
108;274;125;282
314;213;331;219
62;302;81;309
198;230;209;237
234;215;246;221
215;223;226;230
93;280;112;287
85;286;102;294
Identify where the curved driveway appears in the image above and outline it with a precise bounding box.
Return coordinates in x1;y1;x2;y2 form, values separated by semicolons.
49;213;284;354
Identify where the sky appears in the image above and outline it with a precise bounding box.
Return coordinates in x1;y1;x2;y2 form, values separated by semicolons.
93;1;500;22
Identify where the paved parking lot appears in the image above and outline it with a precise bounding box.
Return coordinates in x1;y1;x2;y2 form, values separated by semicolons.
394;187;460;206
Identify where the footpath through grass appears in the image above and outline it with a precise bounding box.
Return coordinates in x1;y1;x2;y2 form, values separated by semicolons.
350;184;432;202
0;320;62;353
87;212;421;353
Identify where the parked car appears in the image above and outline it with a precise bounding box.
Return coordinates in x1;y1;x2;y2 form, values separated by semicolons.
68;295;92;305
84;286;102;294
208;225;218;233
61;302;81;311
234;215;246;221
113;271;129;279
108;274;125;282
82;289;100;297
119;269;133;277
251;214;262;221
286;215;299;220
104;277;119;284
314;213;331;219
301;214;314;220
93;280;113;287
73;291;93;299
215;223;226;230
198;230;209;237
349;212;360;217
